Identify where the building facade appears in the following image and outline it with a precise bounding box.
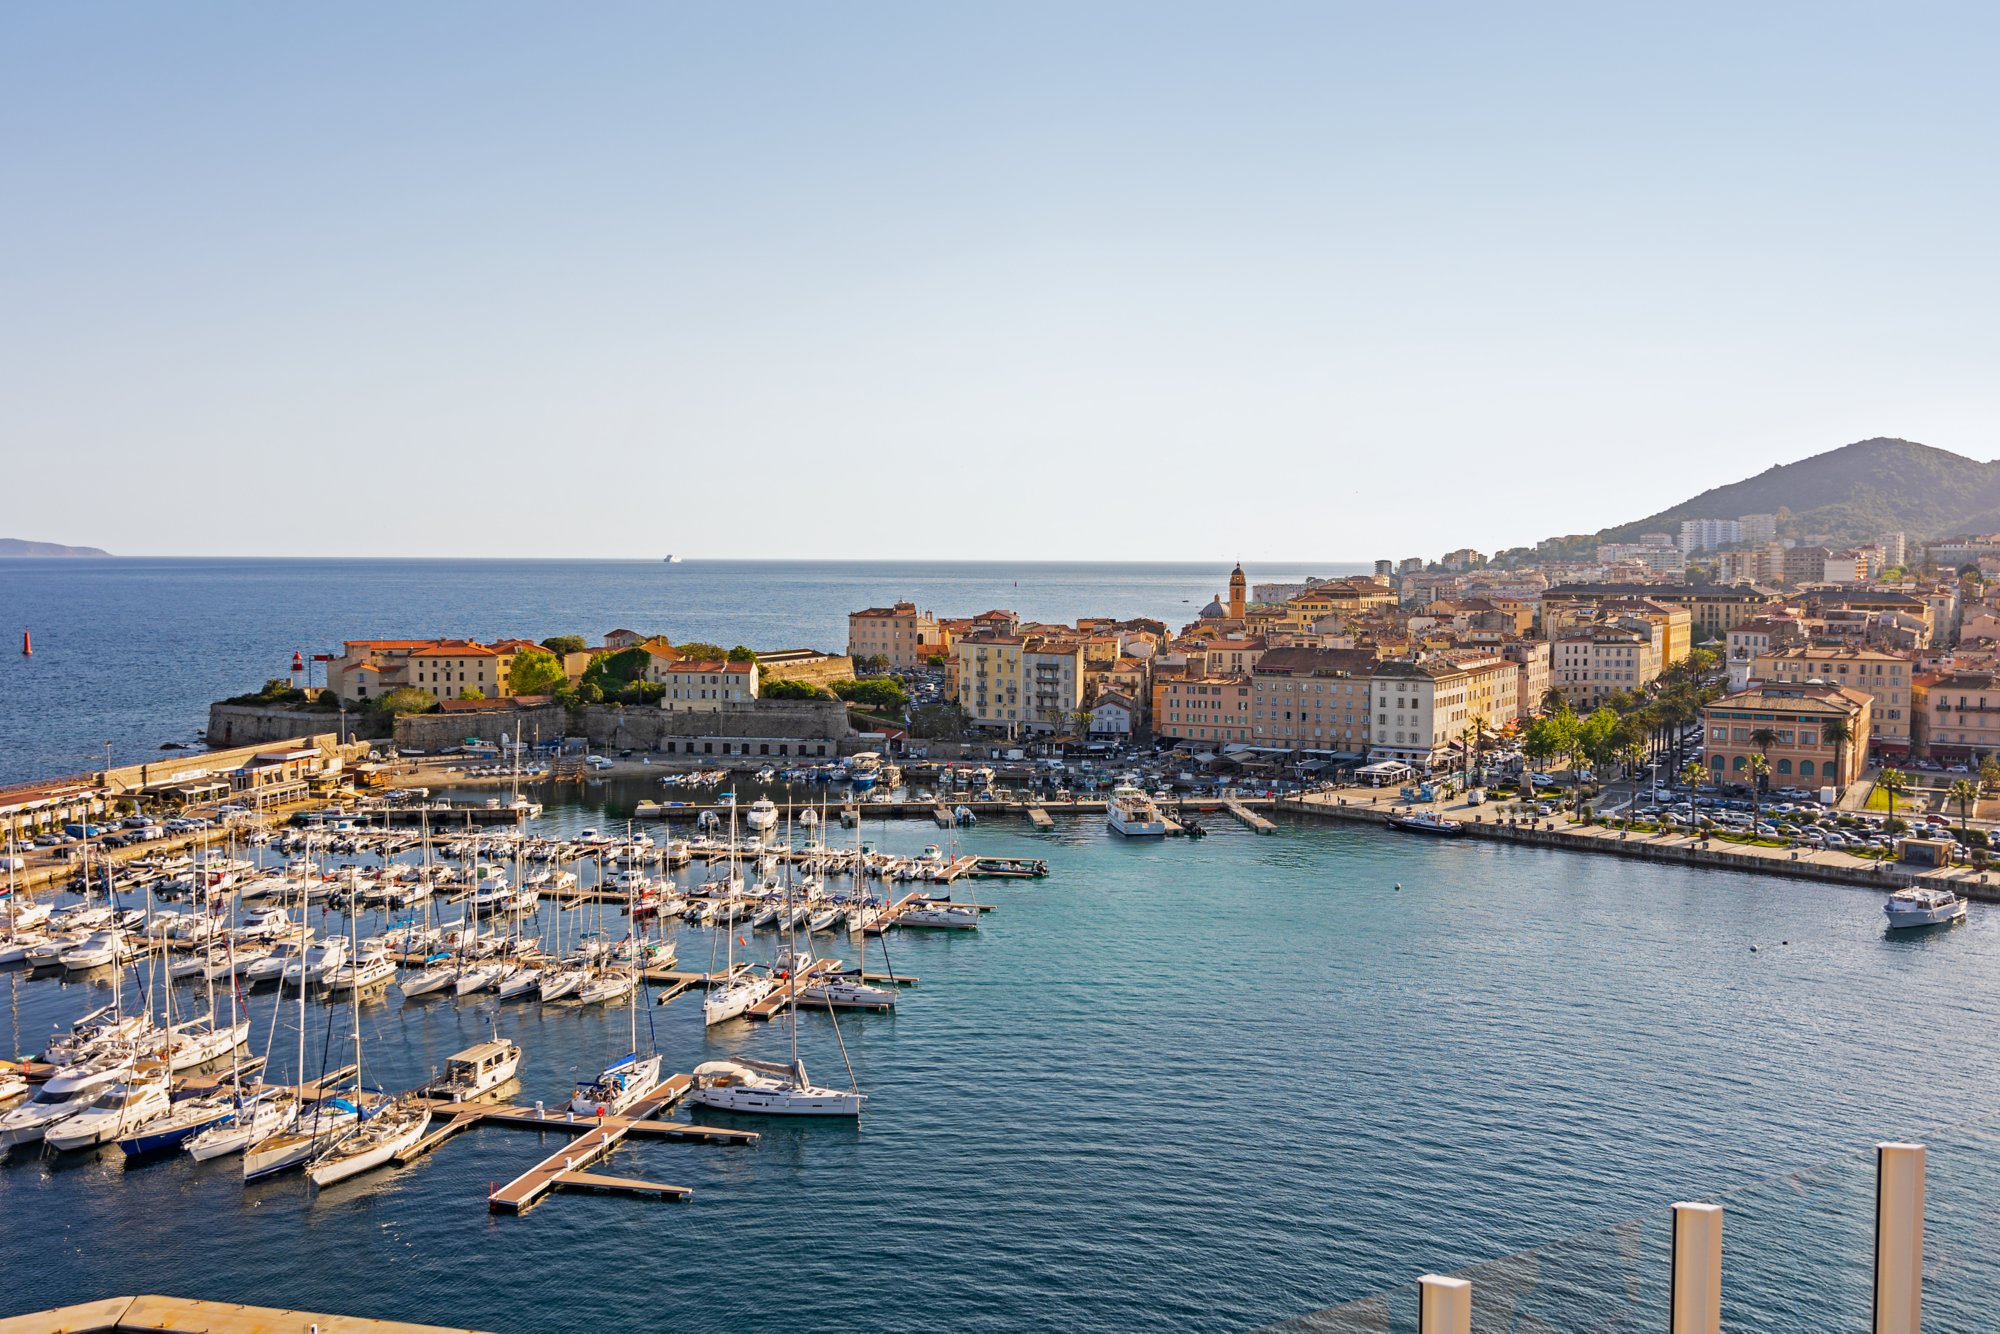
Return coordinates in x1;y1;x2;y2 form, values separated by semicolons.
847;601;944;669
1751;646;1912;752
1703;682;1871;792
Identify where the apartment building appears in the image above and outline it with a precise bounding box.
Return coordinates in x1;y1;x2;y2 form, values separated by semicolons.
1367;658;1521;767
646;657;759;711
1250;648;1378;753
846;601;944;669
953;634;1024;732
1021;638;1086;734
325;638;526;703
1751;646;1913;752
1152;672;1254;746
1913;670;2000;762
1553;624;1661;708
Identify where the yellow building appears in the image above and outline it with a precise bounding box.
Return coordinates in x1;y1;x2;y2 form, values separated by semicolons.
326;638;523;703
1752;645;1913;752
954;633;1025;732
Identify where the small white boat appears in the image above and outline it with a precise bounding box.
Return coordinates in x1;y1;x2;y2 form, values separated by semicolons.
569;1052;664;1116
1884;886;1967;929
323;949;397;996
46;1079;172;1151
897;901;979;930
702;972;775;1026
744;797;779;832
576;968;638;1006
307;1100;431;1186
796;971;898;1011
243;1100;361;1180
538;964;587;1001
427;1038;522;1102
0;1064;130;1147
283;938;348;988
187;1090;298;1161
689;1057;864;1117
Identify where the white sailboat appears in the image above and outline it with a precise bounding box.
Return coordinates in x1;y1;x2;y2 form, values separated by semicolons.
307;897;430;1186
567;871;665;1116
691;845;865;1117
703;806;773;1026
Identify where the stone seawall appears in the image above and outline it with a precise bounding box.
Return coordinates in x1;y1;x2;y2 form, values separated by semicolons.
391;705;569;753
206;704;387;748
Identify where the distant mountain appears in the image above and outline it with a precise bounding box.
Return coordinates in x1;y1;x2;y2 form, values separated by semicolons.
0;537;111;557
1595;438;2000;550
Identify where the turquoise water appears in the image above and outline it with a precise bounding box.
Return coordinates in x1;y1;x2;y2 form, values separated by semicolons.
2;800;1996;1331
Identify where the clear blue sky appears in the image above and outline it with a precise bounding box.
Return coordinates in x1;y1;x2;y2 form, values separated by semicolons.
3;3;1996;560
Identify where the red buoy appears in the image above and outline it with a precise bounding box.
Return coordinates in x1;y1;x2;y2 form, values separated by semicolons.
20;629;29;656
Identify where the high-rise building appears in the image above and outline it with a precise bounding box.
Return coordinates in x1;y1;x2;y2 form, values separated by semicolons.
1679;518;1744;554
1737;513;1779;545
1374;559;1394;579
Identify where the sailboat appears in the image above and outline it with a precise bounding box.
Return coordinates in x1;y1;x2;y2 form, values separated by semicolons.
702;805;773;1026
245;877;356;1181
691;838;865;1117
568;871;664;1116
307;896;431;1186
187;930;301;1161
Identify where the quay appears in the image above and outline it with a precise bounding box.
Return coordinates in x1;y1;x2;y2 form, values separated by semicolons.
1275;788;2000;901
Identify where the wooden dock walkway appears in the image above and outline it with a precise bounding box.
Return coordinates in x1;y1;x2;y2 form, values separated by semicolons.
553;1169;690;1201
745;959;838;1020
1225;802;1276;833
1025;804;1053;830
487;1074;694;1214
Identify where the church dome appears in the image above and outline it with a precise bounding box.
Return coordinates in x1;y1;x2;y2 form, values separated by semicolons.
1200;594;1227;619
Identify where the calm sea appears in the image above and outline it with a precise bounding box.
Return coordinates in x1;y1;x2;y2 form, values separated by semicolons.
0;801;1995;1332
0;558;1361;786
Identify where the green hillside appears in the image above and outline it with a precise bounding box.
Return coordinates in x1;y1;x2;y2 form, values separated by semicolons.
1596;438;2000;549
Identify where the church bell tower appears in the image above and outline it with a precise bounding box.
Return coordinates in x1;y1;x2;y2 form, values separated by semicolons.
1227;563;1246;621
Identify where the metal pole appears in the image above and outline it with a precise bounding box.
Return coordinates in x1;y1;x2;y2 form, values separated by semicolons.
1670;1202;1723;1334
1875;1142;1925;1334
1417;1275;1470;1334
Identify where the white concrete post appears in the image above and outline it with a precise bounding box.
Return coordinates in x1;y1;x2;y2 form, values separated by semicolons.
1875;1142;1925;1334
1670;1202;1723;1334
1417;1275;1470;1334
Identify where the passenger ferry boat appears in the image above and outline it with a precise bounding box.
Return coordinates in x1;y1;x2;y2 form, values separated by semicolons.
1883;885;1967;929
1107;784;1169;837
1387;810;1463;836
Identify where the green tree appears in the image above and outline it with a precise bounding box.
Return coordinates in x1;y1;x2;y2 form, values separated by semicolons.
1980;754;2000;795
539;635;587;656
832;677;909;712
1749;727;1778;757
507;647;568;696
727;645;758;663
674;642;727;660
1948;777;1979;838
1679;759;1708;824
372;687;438;716
455;687;485;701
1747;753;1770;831
923;653;948;668
581;646;652;694
1877;767;1910;830
908;701;970;740
762;677;829;700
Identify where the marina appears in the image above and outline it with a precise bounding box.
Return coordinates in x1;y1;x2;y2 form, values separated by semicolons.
2;786;1996;1328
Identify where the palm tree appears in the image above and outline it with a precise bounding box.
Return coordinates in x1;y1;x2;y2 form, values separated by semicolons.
1948;778;1978;840
1877;767;1910;833
1677;758;1706;829
1820;718;1852;794
1747;753;1771;833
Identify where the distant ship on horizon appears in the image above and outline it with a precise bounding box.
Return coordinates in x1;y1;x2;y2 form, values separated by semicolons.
663;554;682;563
